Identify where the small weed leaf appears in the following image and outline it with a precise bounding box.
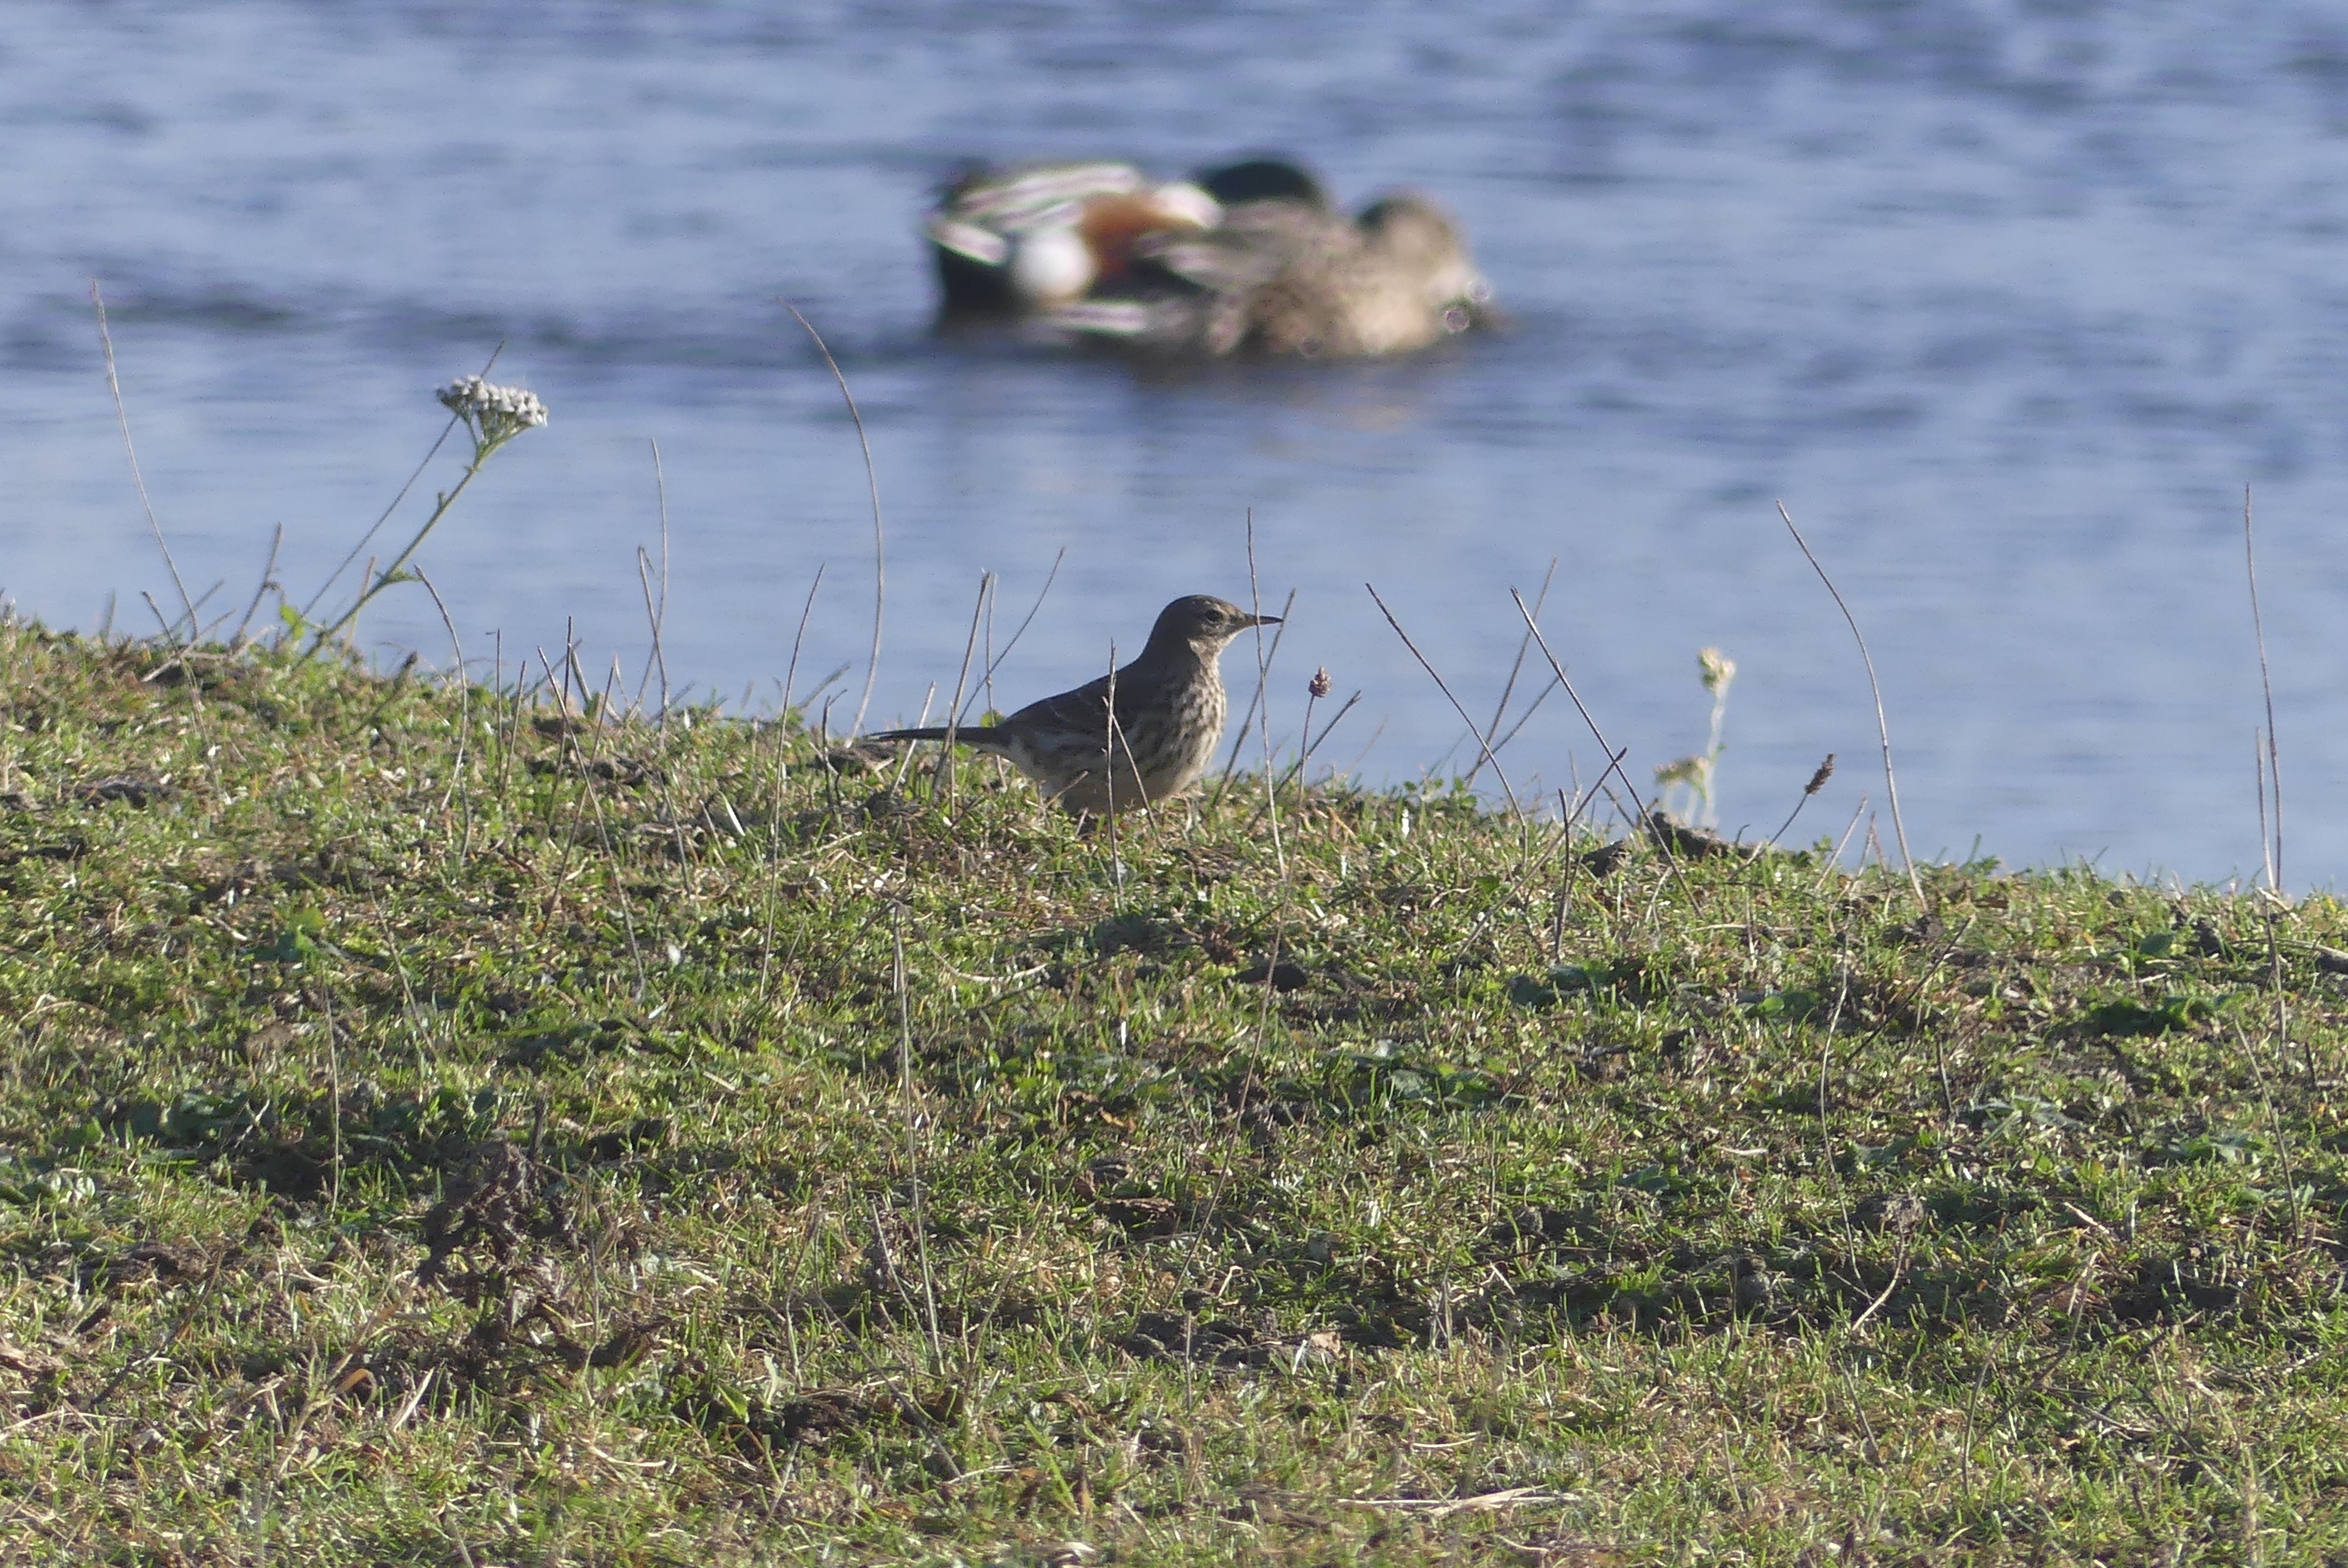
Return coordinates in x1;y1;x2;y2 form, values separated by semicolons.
0;1159;99;1207
1328;1042;1502;1110
113;1090;266;1148
2158;1127;2263;1166
1743;987;1821;1022
257;905;326;965
1509;964;1598;1008
2074;992;2218;1036
1614;1163;1695;1199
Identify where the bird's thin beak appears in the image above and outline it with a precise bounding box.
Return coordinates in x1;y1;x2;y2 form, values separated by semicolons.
1249;614;1283;627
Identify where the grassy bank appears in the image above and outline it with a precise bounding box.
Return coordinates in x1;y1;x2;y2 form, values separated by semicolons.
1;619;2345;1564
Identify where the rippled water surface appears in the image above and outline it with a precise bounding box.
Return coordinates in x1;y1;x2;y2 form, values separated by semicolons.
8;1;2348;882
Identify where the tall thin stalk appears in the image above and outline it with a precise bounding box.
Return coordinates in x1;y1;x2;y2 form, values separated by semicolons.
91;281;195;641
307;376;546;658
1777;502;1928;910
780;302;886;736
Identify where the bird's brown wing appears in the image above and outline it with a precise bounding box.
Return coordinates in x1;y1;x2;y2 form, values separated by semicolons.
1006;670;1112;738
1006;663;1164;744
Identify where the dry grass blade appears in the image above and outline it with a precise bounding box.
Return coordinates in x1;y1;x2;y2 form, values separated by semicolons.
780;300;886;736
1244;513;1286;873
636;437;673;716
2241;488;2308;1084
937;572;993;796
228;525;286;651
1365;583;1519;813
1337;1486;1576;1518
1504;590;1651;829
2242;486;2283;893
966;548;1066;722
90;281;196;642
1466;556;1556;789
1776;502;1928;910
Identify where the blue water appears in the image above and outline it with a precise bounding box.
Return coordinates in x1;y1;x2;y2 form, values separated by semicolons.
5;1;2348;884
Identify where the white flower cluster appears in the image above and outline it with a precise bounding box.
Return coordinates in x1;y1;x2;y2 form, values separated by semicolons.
436;374;548;446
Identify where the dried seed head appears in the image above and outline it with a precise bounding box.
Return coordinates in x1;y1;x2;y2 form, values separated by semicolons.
1654;755;1705;788
1308;666;1332;700
1804;753;1836;796
1699;646;1737;695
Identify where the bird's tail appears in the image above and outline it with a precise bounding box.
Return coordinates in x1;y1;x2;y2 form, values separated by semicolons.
866;725;1003;745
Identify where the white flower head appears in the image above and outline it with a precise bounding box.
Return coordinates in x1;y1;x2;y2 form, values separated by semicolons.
437;374;548;451
1698;646;1736;696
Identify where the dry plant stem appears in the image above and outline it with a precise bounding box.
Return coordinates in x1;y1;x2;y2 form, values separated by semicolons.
564;630;592;719
1549;776;1612;955
1296;687;1320;799
1776;501;1928;911
2242;487;2283;891
1504;591;1652;827
1260;691;1364;817
1207;592;1296;808
780;564;827;722
1102;644;1125;879
1749;755;1840;873
2255;738;2271;896
1244;515;1286;874
937;573;992;801
1466;557;1556;789
91;281;197;641
1484;674;1563;763
2241;492;2302;1089
192;582;245;643
1366;583;1519;813
634;438;673;716
1814;792;1871;895
229;525;286;650
761;569;831;999
964;549;1066;722
493;641;521;807
780;302;886;736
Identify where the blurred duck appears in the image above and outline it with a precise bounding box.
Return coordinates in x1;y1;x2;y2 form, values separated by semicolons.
1055;184;1496;359
926;156;1493;359
927;161;1224;316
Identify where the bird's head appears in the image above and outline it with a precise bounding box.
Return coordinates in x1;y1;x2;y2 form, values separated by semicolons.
1358;192;1494;325
1148;594;1280;657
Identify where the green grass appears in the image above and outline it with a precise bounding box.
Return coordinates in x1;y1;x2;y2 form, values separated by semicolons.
2;619;2346;1564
